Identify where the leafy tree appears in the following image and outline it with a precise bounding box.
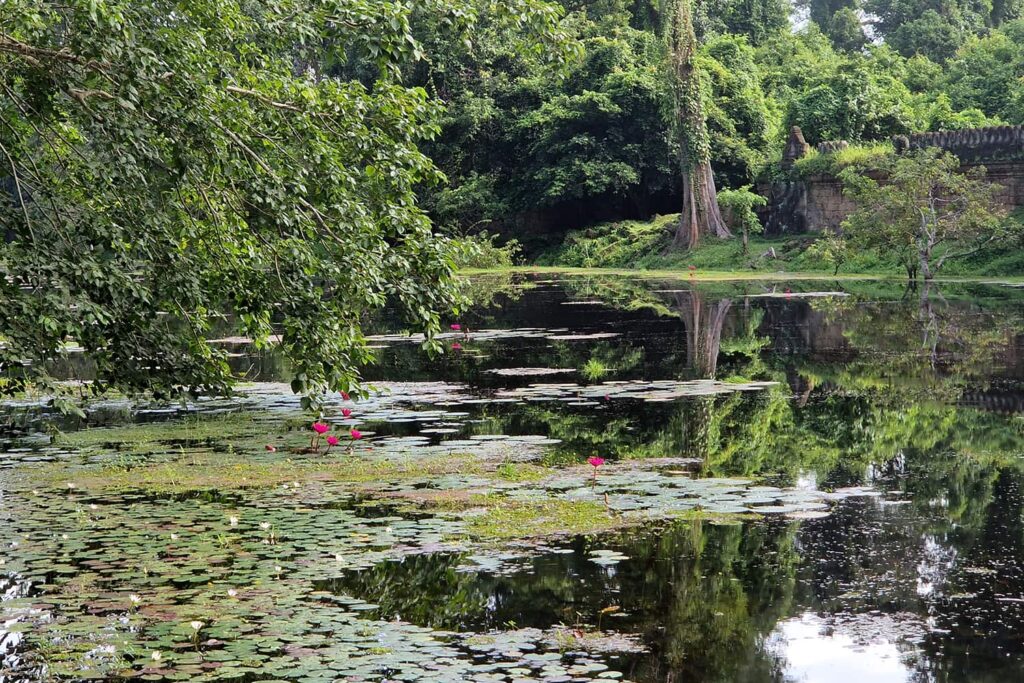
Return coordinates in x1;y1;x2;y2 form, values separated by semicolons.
419;14;675;237
0;0;567;408
756;25;846;100
717;186;767;254
888;9;964;62
828;7;870;52
806;233;851;274
918;93;1001;130
943;23;1024;122
866;0;1024;37
784;63;915;142
839;149;1014;280
865;0;980;37
899;53;945;92
695;0;793;44
700;35;781;187
798;0;860;31
991;0;1024;25
512;33;674;212
667;0;731;249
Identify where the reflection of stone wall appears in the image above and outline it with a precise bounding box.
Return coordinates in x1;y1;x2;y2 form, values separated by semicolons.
765;125;1024;234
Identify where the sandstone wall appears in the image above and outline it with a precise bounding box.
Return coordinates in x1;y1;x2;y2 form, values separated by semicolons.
764;125;1024;235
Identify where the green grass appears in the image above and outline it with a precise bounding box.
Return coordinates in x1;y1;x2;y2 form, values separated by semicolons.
28;452;493;494
459;497;622;541
54;412;271;448
522;211;1024;281
792;142;893;177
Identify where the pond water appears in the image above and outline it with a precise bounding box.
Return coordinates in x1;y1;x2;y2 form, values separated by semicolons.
1;273;1024;682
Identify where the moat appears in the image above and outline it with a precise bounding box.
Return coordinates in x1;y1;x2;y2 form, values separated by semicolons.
1;273;1023;682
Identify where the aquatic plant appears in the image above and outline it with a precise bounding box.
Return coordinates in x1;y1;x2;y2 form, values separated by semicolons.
581;358;610;381
312;422;331;451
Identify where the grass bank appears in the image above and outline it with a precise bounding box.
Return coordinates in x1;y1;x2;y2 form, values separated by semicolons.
526;212;1024;279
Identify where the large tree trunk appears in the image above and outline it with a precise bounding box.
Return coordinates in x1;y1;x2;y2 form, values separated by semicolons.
674;161;730;250
667;0;731;251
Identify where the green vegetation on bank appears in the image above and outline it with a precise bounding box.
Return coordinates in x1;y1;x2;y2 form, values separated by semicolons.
791;143;895;177
538;210;1024;277
423;2;1024;242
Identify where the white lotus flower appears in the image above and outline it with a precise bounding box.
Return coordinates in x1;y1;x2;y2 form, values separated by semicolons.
129;594;141;605
229;516;239;527
151;651;162;661
190;620;204;631
227;588;238;598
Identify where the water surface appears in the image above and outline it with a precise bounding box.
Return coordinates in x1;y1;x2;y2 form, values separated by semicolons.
1;274;1023;682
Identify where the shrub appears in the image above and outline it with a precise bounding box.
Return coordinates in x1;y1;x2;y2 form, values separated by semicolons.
541;215;676;268
793;143;893;177
451;232;522;269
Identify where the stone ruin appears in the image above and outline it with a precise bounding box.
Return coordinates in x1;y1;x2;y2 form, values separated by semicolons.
816;140;849;155
780;126;811;170
892;125;1024;162
763;125;1024;234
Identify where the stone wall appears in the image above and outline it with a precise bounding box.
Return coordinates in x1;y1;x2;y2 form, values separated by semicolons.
764;125;1024;235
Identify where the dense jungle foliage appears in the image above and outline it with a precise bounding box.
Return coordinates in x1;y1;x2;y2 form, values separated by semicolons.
418;0;1024;251
3;0;1024;403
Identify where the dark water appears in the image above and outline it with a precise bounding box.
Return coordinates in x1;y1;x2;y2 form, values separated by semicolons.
5;273;1024;682
352;275;1024;682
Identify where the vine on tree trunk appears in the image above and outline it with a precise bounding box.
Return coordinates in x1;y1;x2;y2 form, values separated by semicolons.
667;0;730;250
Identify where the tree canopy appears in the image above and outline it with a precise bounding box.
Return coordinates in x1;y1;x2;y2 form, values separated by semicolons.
4;0;1024;405
838;149;1014;280
0;0;568;409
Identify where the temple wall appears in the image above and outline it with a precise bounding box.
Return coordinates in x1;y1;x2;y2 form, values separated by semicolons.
764;126;1024;235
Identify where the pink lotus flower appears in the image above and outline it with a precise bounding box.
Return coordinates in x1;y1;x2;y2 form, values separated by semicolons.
450;324;462;331
341;408;352;418
451;342;462;351
688;265;697;271
350;429;363;440
312;422;330;435
265;445;277;452
326;436;340;447
340;391;350;400
588;456;606;469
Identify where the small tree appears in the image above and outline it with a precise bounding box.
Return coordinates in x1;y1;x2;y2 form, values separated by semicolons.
806;233;851;275
717;187;766;256
839;148;1013;281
